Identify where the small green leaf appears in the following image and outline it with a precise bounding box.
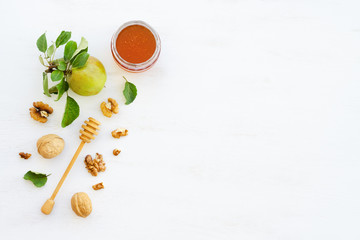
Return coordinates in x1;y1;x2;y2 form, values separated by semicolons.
52;58;64;65
55;31;71;48
123;77;137;105
70;48;88;64
39;55;46;66
36;33;47;53
71;37;88;59
61;96;80;127
43;72;50;97
71;52;89;68
58;60;67;71
46;44;55;58
55;79;69;101
48;86;58;94
64;41;77;61
24;171;49;187
51;70;64;81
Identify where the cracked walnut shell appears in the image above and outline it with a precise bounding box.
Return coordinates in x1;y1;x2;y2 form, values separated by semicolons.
71;192;92;218
100;98;119;117
29;101;53;123
111;128;128;138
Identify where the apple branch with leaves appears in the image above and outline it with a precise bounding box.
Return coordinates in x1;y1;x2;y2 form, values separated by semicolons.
37;31;88;127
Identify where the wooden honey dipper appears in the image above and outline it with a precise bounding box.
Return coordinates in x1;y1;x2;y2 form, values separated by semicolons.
41;117;100;215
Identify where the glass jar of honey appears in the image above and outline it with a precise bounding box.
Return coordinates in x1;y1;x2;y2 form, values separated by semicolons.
111;20;161;72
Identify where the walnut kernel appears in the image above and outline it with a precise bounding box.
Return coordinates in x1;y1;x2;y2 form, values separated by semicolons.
100;98;119;117
100;102;112;118
19;152;31;159
29;101;53;123
108;98;119;114
92;182;104;190
40;111;48;118
113;149;121;156
111;128;128;138
84;153;106;176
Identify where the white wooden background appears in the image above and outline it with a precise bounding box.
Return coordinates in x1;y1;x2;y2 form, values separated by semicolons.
1;0;360;239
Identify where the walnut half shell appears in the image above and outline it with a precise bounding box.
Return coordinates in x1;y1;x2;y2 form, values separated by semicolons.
71;192;92;218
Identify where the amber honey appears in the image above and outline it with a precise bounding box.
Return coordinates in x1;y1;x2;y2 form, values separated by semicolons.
111;21;161;72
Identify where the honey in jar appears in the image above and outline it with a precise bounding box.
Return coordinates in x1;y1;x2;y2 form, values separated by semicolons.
111;21;161;72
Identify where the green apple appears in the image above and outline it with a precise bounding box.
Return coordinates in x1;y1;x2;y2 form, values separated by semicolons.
68;56;106;96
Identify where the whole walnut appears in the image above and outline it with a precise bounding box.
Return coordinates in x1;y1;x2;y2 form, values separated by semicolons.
37;134;65;159
71;192;92;218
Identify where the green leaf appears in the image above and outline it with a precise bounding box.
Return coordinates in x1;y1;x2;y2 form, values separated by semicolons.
64;41;77;61
71;52;89;68
61;96;80;127
39;55;46;66
55;79;69;101
48;86;58;94
51;70;64;81
58;60;67;71
70;48;88;63
55;31;71;48
36;33;47;53
49;77;69;98
43;72;50;97
46;44;55;58
123;77;137;105
72;37;88;59
24;171;49;187
52;58;64;65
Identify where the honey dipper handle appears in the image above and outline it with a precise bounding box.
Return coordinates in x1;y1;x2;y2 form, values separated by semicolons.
50;141;85;200
41;141;85;215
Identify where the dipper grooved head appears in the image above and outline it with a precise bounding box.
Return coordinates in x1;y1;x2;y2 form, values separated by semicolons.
80;117;101;143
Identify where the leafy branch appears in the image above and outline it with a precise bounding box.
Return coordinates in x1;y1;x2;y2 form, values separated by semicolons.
37;31;89;127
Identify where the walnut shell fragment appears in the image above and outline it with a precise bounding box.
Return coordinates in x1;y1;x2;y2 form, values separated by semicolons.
29;101;53;123
111;128;128;138
71;192;92;218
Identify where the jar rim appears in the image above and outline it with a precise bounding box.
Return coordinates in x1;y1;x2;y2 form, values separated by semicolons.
111;20;161;72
